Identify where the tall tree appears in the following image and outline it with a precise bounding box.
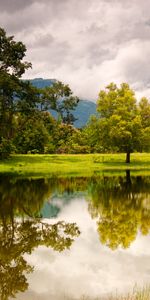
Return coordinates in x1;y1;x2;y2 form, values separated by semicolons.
97;83;145;163
41;81;79;124
139;97;150;152
0;28;39;158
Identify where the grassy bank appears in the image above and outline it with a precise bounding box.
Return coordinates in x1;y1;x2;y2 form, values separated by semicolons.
0;153;150;176
64;286;150;300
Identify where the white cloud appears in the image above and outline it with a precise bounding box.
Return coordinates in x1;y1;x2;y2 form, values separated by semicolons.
1;0;150;99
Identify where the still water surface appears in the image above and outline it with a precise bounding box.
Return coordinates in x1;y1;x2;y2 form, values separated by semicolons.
0;173;150;299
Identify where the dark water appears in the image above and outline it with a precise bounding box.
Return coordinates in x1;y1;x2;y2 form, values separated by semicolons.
0;173;150;300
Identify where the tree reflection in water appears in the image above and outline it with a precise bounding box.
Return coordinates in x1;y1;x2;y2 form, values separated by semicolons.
0;176;80;300
0;173;150;298
88;171;150;250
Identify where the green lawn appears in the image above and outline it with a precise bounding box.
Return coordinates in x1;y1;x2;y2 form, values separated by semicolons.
0;153;150;177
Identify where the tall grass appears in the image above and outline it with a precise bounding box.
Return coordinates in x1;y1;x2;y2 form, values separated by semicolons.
64;286;150;300
108;286;150;300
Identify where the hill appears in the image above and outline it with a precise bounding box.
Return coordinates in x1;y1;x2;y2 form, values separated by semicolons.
28;78;96;128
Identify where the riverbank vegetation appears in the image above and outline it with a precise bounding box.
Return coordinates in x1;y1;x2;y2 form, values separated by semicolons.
69;286;150;300
88;286;150;300
0;27;150;163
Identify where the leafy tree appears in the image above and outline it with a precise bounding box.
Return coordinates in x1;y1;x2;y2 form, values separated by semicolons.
0;27;40;158
139;97;150;128
139;97;150;152
52;123;77;153
13;111;56;154
0;28;31;76
97;83;148;162
67;127;91;154
41;81;79;124
83;115;112;153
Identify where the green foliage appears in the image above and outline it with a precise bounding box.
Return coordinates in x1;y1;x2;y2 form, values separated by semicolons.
0;26;150;157
0;28;31;77
0;27;36;157
139;97;150;152
95;83;150;162
0;28;81;156
13;111;55;154
41;80;79;124
0;138;15;159
139;97;150;128
83;115;112;153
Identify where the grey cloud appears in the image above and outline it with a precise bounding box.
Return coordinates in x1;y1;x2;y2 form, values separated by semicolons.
0;0;114;14
124;57;150;90
86;45;115;68
1;0;150;99
145;19;150;27
28;39;70;72
29;33;55;49
0;0;69;13
0;0;70;34
0;0;35;13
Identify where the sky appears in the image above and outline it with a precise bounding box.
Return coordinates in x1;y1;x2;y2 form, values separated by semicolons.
1;0;150;100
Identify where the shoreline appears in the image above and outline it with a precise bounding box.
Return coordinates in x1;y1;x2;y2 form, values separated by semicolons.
0;153;150;176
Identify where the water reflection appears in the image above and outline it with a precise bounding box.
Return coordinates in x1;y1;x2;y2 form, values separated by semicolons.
0;173;150;299
0;176;80;300
88;172;150;249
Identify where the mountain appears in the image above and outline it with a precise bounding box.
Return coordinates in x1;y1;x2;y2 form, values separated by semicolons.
29;78;56;88
28;78;97;128
73;100;97;127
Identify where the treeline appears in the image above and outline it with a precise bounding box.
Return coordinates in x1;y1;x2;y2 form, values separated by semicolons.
0;28;150;162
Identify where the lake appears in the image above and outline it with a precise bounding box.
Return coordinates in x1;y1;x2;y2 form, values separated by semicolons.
0;172;150;300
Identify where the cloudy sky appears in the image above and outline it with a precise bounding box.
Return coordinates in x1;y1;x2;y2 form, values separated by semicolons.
1;0;150;100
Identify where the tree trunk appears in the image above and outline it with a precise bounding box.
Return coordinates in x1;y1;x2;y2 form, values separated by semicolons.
126;152;130;163
126;170;131;186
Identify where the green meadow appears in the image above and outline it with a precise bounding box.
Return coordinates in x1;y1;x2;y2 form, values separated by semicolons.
0;153;150;177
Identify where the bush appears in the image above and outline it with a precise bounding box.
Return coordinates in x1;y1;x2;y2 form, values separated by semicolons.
0;138;15;159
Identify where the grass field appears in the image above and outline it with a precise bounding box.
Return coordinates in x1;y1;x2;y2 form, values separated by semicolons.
0;153;150;177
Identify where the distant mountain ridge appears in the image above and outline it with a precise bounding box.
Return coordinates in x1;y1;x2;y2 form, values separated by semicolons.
28;78;97;127
29;78;56;88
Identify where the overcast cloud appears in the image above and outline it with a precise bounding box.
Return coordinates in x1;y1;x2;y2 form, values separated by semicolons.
1;0;150;100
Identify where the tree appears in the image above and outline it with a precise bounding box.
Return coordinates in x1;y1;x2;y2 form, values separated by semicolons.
0;28;31;76
139;97;150;152
52;123;78;153
41;81;79;124
13;111;56;154
83;115;112;153
0;27;40;158
97;83;147;163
